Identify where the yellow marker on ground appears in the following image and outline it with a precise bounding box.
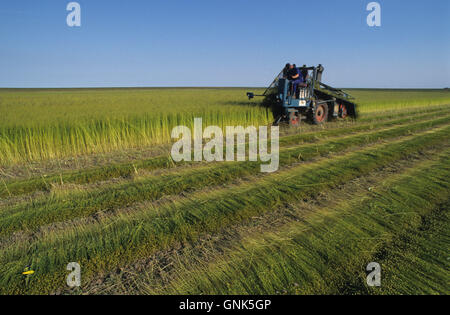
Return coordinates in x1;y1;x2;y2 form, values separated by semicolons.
22;270;35;275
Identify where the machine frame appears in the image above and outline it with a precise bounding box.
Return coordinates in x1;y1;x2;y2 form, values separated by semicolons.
247;65;357;126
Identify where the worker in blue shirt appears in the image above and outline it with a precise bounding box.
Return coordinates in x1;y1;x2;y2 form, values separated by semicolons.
287;64;298;97
301;65;309;82
288;65;306;99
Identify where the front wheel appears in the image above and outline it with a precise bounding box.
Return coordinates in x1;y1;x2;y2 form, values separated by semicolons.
311;103;329;124
289;112;300;127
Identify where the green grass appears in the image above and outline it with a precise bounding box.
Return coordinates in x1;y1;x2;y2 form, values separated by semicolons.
2;106;450;199
347;89;450;112
1;114;448;237
0;88;449;295
0;88;272;165
0;123;448;294
1;88;449;165
151;150;449;295
366;201;449;294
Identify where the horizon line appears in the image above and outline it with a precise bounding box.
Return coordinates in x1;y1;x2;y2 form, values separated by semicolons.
0;86;449;90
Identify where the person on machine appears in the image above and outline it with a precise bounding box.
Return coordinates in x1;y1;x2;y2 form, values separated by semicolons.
287;64;298;97
282;63;291;79
301;65;309;81
288;64;306;99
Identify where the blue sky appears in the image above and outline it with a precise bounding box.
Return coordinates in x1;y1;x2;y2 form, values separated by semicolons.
0;0;449;88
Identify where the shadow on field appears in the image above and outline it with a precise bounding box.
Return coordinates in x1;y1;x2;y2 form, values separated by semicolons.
220;94;283;122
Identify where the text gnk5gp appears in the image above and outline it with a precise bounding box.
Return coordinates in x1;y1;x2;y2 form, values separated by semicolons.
171;118;279;173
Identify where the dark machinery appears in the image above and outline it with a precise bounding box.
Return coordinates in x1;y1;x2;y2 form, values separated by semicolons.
247;64;357;126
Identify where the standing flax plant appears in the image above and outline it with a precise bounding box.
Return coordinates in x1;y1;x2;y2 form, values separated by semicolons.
1;88;448;165
0;88;272;165
348;89;450;112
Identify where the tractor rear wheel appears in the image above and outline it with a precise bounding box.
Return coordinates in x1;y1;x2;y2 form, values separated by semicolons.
312;103;328;124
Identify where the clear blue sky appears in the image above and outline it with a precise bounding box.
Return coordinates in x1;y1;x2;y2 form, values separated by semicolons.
0;0;449;88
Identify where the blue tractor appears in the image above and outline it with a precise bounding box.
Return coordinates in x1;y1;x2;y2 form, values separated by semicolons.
247;64;357;126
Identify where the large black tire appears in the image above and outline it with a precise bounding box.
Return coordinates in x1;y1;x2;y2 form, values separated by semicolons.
310;102;329;124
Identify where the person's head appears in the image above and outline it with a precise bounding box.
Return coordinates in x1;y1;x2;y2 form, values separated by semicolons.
285;63;291;69
289;64;295;69
301;65;308;77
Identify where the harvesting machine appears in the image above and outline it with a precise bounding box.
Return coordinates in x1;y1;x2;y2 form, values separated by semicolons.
247;65;357;126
